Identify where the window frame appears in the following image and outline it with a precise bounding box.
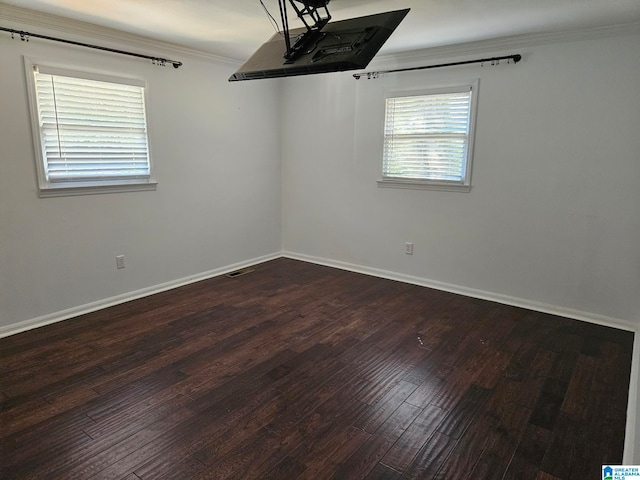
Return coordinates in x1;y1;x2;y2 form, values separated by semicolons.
24;58;157;197
378;80;479;192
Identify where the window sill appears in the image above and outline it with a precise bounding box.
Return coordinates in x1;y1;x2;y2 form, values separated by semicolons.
377;179;471;192
38;180;158;198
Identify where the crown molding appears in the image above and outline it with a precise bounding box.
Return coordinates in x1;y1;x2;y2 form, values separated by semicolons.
370;22;640;70
0;2;241;67
2;3;638;71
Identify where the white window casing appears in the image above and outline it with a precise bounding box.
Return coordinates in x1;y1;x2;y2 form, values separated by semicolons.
379;81;479;192
24;59;157;197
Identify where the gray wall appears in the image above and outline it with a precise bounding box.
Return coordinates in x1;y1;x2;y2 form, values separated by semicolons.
282;32;640;327
0;16;282;330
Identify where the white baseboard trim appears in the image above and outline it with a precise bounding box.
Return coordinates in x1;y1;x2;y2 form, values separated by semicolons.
624;331;640;463
283;251;637;332
2;249;638;461
0;252;281;339
283;250;640;462
4;249;633;337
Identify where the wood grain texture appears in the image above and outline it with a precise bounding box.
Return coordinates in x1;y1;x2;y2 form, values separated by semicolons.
0;258;633;480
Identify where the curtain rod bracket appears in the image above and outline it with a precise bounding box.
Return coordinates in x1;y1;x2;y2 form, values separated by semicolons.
1;26;182;69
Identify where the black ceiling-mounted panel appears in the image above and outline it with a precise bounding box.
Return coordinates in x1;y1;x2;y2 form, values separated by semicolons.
229;8;410;82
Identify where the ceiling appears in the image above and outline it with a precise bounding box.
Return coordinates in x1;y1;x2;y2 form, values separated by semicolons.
3;0;640;60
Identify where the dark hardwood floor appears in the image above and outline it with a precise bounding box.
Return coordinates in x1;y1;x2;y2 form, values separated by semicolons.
0;258;634;480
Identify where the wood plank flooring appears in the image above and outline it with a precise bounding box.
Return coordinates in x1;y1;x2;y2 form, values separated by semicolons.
0;258;634;479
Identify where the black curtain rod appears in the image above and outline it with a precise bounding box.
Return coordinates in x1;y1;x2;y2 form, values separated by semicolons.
0;26;183;68
353;53;521;79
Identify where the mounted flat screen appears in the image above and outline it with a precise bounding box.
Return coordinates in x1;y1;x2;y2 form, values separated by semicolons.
229;8;410;81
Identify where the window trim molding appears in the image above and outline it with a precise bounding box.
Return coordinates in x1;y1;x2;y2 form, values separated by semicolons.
378;79;480;192
376;178;472;193
23;57;157;198
36;179;159;198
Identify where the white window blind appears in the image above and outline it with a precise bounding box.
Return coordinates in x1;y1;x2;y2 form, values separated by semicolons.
34;69;150;184
382;86;475;188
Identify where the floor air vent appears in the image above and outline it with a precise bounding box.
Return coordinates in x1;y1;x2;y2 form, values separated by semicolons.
225;268;255;278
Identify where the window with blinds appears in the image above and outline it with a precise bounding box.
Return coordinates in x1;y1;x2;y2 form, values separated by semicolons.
26;61;155;196
381;83;478;191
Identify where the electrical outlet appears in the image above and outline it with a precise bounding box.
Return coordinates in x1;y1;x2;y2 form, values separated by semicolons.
116;255;125;269
405;242;413;255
